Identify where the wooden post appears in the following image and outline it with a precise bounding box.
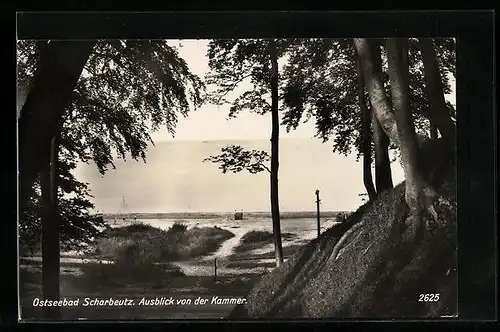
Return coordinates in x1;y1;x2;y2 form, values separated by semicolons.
315;190;321;238
214;258;217;282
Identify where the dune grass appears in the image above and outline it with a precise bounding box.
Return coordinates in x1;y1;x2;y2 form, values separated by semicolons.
234;231;296;253
91;222;234;262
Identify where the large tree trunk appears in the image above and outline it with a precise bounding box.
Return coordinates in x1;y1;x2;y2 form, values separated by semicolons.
372;113;394;193
268;39;284;267
41;134;61;319
18;41;95;211
353;38;400;147
419;38;456;147
355;56;377;201
386;38;446;240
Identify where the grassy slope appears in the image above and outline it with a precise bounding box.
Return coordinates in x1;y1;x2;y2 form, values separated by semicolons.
231;162;457;318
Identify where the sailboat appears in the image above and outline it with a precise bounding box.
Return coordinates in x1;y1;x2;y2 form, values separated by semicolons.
115;196;138;225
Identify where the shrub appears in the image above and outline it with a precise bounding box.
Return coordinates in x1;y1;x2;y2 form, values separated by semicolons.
123;223;155;233
167;222;188;234
91;237;135;259
104;222;163;239
235;231;295;253
240;231;296;245
156;226;235;261
241;231;274;244
91;223;235;264
115;240;158;267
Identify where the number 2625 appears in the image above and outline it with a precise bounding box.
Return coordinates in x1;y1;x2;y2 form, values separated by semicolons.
418;293;440;302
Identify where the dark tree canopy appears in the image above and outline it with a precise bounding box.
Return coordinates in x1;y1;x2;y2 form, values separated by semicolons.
203;39;291;170
18;40;204;170
205;39;290;117
203;37;458;169
280;38;456;159
281;38;359;155
17;39;205;251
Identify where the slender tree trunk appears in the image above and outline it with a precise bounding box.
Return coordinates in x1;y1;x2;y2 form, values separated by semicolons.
18;41;95;211
386;38;444;240
353;39;400;146
41;134;61;319
268;39;284;267
419;38;456;147
369;39;394;193
356;56;377;201
354;38;394;194
430;118;438;139
372;112;394;193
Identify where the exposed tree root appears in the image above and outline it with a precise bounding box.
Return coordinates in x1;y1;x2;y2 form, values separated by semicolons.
403;183;453;243
333;220;367;261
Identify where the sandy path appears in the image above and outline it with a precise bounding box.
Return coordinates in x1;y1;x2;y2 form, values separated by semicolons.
174;220;343;275
204;220;341;260
204;227;249;260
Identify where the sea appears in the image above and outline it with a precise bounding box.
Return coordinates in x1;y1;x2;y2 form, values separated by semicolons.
74;138;405;214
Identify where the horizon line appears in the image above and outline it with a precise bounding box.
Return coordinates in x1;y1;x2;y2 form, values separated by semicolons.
151;137;319;143
96;210;352;216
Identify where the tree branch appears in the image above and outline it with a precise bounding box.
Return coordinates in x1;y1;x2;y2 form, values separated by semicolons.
261;164;271;173
216;72;253;103
203;145;270;175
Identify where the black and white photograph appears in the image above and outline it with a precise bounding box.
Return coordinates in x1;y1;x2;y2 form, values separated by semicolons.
18;36;458;320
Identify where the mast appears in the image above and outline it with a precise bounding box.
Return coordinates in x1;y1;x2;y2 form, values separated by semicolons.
119;196;128;221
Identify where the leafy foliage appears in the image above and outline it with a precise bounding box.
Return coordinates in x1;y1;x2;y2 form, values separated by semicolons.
17;39;205;251
203;145;271;174
205;39;289;116
203;39;292;175
67;40;204;174
280;38;456;159
18;158;108;255
281;38;359;156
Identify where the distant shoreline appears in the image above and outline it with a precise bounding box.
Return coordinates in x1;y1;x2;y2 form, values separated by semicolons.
98;211;350;220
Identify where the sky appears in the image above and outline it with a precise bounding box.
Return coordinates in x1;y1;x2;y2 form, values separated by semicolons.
149;39;456;143
149;39;317;142
70;39;455;213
